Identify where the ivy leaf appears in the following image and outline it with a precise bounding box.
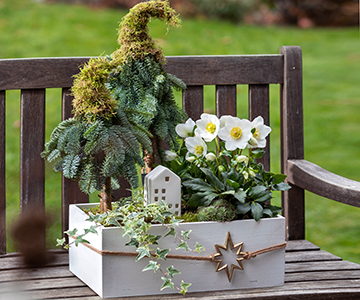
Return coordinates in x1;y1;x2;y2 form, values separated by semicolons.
142;260;159;273
171;216;182;226
84;225;98;235
164;227;176;237
181;230;191;240
251;202;263;221
176;241;189;251
56;238;66;247
74;236;90;246
160;277;174;291
65;228;78;237
194;242;205;253
179;281;192;294
156;248;170;260
167;265;181;278
136;246;151;261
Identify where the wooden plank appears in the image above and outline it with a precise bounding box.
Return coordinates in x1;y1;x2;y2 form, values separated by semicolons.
248;84;270;171
285;270;360;283
285;250;342;263
0;90;5;255
0;56;284;91
286;260;360;273
215;85;237;117
285;240;320;252
20;89;46;214
0;57;89;90
165;55;284;85
279;46;305;240
0;265;72;282
61;88;89;236
287;159;360;207
182;86;204;120
0;252;68;271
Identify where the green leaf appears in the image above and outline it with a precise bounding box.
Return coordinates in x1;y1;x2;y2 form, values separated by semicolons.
234;189;246;203
84;225;98;235
251;148;265;159
236;203;251;215
194;242;205;253
56;238;66;247
142;260;159;273
274;182;291;191
201;168;225;191
136;246;151;261
187;192;218;207
156;248;170;260
74;236;90;246
65;228;78;237
181;230;192;240
167;265;181;278
182;178;214;193
226;178;240;189
263;208;273;217
179;281;192;294
164;227;176;237
160;277;174;291
176;241;189;251
251;202;263;221
272;173;287;184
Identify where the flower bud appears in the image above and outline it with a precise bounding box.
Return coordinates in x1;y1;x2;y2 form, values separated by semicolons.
164;150;177;162
218;165;226;172
186;156;196;163
242;171;249;180
248;137;258;147
236;155;249;164
205;152;216;161
249;169;256;177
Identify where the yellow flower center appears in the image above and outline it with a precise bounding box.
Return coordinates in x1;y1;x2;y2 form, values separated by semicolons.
194;145;204;156
230;127;242;139
206;123;216;134
253;127;261;139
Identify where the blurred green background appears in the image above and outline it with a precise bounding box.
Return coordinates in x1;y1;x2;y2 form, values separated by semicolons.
1;0;359;264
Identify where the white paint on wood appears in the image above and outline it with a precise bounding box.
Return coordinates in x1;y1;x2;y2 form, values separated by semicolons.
69;203;285;298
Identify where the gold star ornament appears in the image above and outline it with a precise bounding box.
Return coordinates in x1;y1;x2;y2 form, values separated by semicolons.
212;231;245;282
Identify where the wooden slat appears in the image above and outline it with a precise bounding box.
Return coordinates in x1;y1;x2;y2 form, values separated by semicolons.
0;56;284;91
215;85;237;117
0;57;89;90
288;159;360;207
285;239;320;252
0;90;6;254
182;86;204;120
165;55;284;85
248;84;270;171
20;89;46;251
286;270;360;283
286;260;360;273
285;250;342;263
279;46;305;240
61;88;89;236
20;89;46;213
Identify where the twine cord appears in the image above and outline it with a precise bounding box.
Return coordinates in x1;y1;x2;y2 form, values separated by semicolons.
72;236;286;262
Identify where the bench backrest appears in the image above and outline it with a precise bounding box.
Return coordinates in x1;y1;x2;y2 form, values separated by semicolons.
0;46;304;254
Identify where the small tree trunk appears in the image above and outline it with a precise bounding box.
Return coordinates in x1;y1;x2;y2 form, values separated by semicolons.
143;136;157;173
100;177;112;212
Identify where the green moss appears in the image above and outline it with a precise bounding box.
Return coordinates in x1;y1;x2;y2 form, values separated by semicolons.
197;199;236;222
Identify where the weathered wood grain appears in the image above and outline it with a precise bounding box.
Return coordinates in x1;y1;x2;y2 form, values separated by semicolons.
183;85;204;120
288;159;360;207
285;250;342;263
286;260;360;273
215;85;237;117
0;90;5;255
248;84;270;171
279;46;305;241
285;239;320;252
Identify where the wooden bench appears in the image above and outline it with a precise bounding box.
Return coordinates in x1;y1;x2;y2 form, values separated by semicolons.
1;46;360;299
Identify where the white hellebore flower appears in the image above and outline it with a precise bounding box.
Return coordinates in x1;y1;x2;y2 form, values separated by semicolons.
219;115;232;128
218;116;252;151
185;135;207;157
236;155;249;165
186;155;196;163
248;116;272;148
175;118;195;138
164;150;177;162
205;152;216;161
195;113;220;142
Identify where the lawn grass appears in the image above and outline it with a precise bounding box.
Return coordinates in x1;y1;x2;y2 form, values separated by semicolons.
1;0;360;263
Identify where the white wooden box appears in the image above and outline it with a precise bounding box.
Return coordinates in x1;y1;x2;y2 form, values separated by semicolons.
69;203;285;298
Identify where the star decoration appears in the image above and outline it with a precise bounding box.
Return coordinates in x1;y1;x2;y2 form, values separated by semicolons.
212;231;245;282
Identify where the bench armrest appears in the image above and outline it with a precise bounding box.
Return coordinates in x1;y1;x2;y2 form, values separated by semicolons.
287;159;360;207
